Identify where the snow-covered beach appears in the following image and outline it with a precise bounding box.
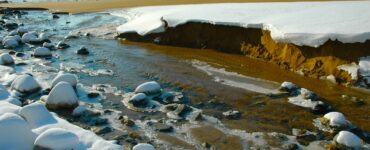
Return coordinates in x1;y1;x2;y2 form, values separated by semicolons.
0;0;370;149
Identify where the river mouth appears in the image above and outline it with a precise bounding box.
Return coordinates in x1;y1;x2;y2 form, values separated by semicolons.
1;9;370;149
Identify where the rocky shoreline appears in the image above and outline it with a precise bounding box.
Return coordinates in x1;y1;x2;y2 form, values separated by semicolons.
0;7;370;150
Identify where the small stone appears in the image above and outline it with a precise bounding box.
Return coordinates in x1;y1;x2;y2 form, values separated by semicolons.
153;122;173;132
56;41;70;49
8;51;16;55
92;126;112;134
52;14;59;19
76;47;89;55
87;92;100;98
281;143;299;150
222;110;241;119
119;115;135;127
15;52;25;57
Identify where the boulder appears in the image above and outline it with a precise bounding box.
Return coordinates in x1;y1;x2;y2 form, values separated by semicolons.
19;102;57;128
33;47;52;57
51;71;78;88
0;113;36;150
21;32;38;43
56;41;70;49
76;47;89;55
129;93;147;107
0;53;14;65
34;128;79;149
135;81;161;95
46;81;79;109
11;74;41;94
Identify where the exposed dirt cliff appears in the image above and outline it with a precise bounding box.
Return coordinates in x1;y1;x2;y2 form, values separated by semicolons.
118;22;370;85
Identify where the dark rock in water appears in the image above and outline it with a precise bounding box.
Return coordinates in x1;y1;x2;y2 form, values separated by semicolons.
15;52;25;57
8;50;16;55
56;41;70;49
52;14;59;19
119;115;135;127
312;103;331;114
15;62;27;66
296;134;316;146
282;143;299;150
4;22;18;30
76;47;89;55
153;122;173;132
41;88;51;95
92;126;112;135
201;142;211;148
87;92;100;98
222;110;241;120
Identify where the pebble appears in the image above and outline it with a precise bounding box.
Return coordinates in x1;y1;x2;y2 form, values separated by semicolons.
76;47;89;55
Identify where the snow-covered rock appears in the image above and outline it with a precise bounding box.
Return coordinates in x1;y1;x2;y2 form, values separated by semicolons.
323;112;349;127
51;71;78;88
43;42;55;49
72;105;87;117
33;47;52;57
334;131;362;148
279;81;298;92
114;1;370;47
0;113;36;150
34;128;79;149
135;81;161;95
46;81;79;109
133;143;156;150
129;93;147;106
11;74;41;94
2;38;19;48
56;41;70;49
337;63;359;80
0;53;14;65
22;31;38;43
0;101;21;115
0;65;15;75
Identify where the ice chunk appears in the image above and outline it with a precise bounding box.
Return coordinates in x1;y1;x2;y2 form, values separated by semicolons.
11;74;41;94
0;113;36;150
135;81;161;95
46;82;79;109
334;131;362;148
34;128;79;149
51;71;78;88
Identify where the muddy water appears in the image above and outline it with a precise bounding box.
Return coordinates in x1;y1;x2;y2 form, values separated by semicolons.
3;10;370;149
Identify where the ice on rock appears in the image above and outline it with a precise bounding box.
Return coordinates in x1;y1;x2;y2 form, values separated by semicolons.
0;113;36;150
11;74;41;94
133;143;156;150
46;81;79;109
34;128;80;149
323;112;348;127
51;71;78;88
0;53;14;65
135;81;161;95
334;131;362;148
19;102;57;128
0;101;21;115
33;47;52;57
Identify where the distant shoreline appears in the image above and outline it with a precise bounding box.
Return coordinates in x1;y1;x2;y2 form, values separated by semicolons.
0;0;336;13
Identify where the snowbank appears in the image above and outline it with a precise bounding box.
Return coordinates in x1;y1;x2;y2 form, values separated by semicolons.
0;113;36;150
46;81;79;109
113;1;370;47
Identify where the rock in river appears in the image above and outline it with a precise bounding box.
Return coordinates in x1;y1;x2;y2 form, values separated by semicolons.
34;128;79;150
332;131;363;149
0;53;14;65
76;47;90;55
11;74;41;94
135;81;161;95
33;47;52;57
51;71;78;88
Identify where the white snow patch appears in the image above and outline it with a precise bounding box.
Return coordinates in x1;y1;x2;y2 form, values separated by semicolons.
335;131;362;148
113;1;370;47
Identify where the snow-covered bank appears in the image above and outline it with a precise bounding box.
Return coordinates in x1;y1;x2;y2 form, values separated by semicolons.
112;1;370;47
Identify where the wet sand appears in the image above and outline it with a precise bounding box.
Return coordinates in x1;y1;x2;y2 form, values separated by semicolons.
1;0;335;13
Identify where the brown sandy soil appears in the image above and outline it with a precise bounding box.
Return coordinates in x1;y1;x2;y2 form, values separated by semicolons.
1;0;336;13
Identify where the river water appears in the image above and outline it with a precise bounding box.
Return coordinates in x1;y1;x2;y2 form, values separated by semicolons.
1;9;370;149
